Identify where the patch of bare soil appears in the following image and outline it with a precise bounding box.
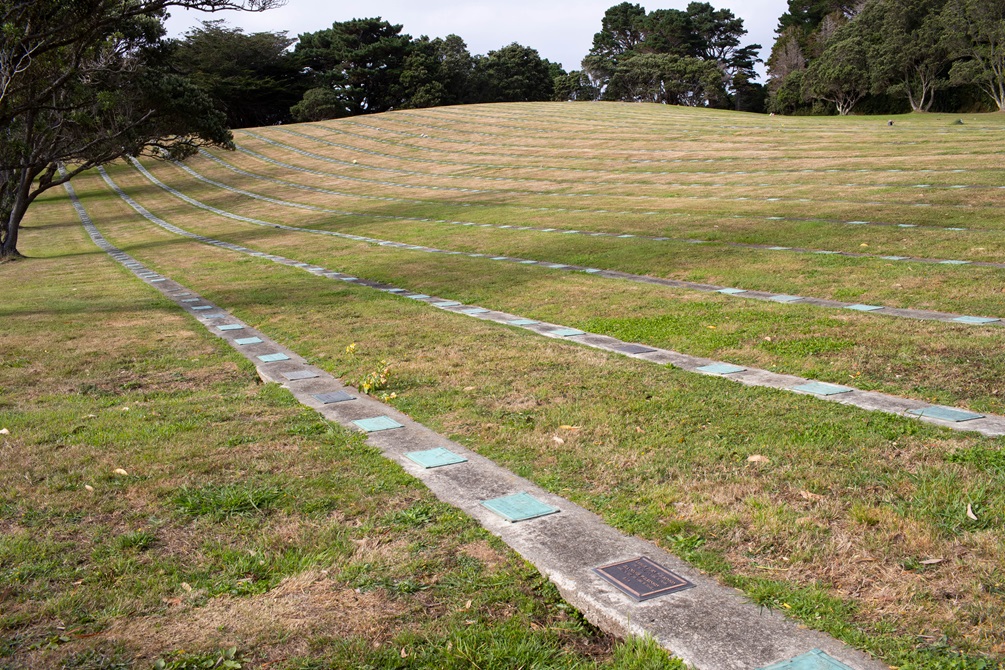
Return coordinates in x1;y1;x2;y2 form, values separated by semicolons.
459;539;509;572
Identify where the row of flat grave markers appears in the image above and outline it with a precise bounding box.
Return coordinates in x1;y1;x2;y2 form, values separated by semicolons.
717;288;999;325
212;144;985;242
347;413;701;596
242;132;985;215
693;364;986;423
168;238;989;425
144;160;1003;325
347;412;860;670
281;124;987;189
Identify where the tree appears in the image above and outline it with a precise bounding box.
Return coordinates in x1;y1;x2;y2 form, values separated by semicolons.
771;68;808;113
582;2;649;93
430;35;476;105
578;2;755;105
553;71;600;101
608;53;725;105
766;26;808;112
775;0;865;38
589;3;649;63
732;76;768;112
857;0;949;112
171;20;305;128
471;43;555;103
943;0;1005;111
399;37;448;109
641;8;696;57
400;35;474;109
767;0;864;112
0;0;279;260
290;87;344;122
686;2;761;82
293;18;412;118
802;20;871;113
582;2;760;106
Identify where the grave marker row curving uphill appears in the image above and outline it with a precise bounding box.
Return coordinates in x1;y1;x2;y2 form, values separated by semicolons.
64;167;883;670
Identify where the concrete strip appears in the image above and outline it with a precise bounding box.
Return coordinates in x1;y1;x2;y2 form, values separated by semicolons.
65;178;888;670
131;160;1004;327
98;167;1005;439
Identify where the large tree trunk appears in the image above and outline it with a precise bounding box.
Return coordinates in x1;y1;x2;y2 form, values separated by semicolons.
0;170;33;260
1;215;22;259
0;176;18;259
0;194;27;259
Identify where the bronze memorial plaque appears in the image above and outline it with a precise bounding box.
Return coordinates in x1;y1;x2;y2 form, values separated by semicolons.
593;556;693;601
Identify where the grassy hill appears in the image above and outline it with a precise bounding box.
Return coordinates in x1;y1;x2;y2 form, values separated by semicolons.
4;102;1004;668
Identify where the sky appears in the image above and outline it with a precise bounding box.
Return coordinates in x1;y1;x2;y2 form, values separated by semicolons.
165;1;787;80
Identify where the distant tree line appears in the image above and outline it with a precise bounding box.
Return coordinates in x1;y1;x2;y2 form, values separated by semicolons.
767;0;1005;115
169;19;565;127
167;2;767;127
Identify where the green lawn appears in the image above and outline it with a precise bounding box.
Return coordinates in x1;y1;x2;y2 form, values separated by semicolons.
0;190;681;668
5;102;1004;668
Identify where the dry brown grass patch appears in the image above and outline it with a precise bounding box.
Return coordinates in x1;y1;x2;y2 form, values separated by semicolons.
459;539;510;572
48;571;409;666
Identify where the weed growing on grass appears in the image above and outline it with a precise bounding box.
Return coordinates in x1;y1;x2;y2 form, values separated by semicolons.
611;636;687;669
172;484;281;520
947;445;1005;473
58;644;134;669
154;647;246;670
113;530;157;552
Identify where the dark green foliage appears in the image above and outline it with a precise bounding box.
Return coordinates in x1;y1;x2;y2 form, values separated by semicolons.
943;0;1005;111
732;76;768;112
400;35;475;109
582;2;760;108
553;71;601;101
775;0;863;36
290;20;563;116
294;17;413;118
857;0;950;112
290;88;345;122
585;2;649;77
802;19;871;114
400;39;453;110
770;0;1005;114
607;53;726;106
171;21;307;128
767;1;859;113
470;43;557;103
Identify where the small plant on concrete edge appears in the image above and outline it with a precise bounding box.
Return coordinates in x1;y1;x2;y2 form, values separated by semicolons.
345;343;396;400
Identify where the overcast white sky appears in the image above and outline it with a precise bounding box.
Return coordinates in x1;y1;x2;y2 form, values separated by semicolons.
165;1;786;79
